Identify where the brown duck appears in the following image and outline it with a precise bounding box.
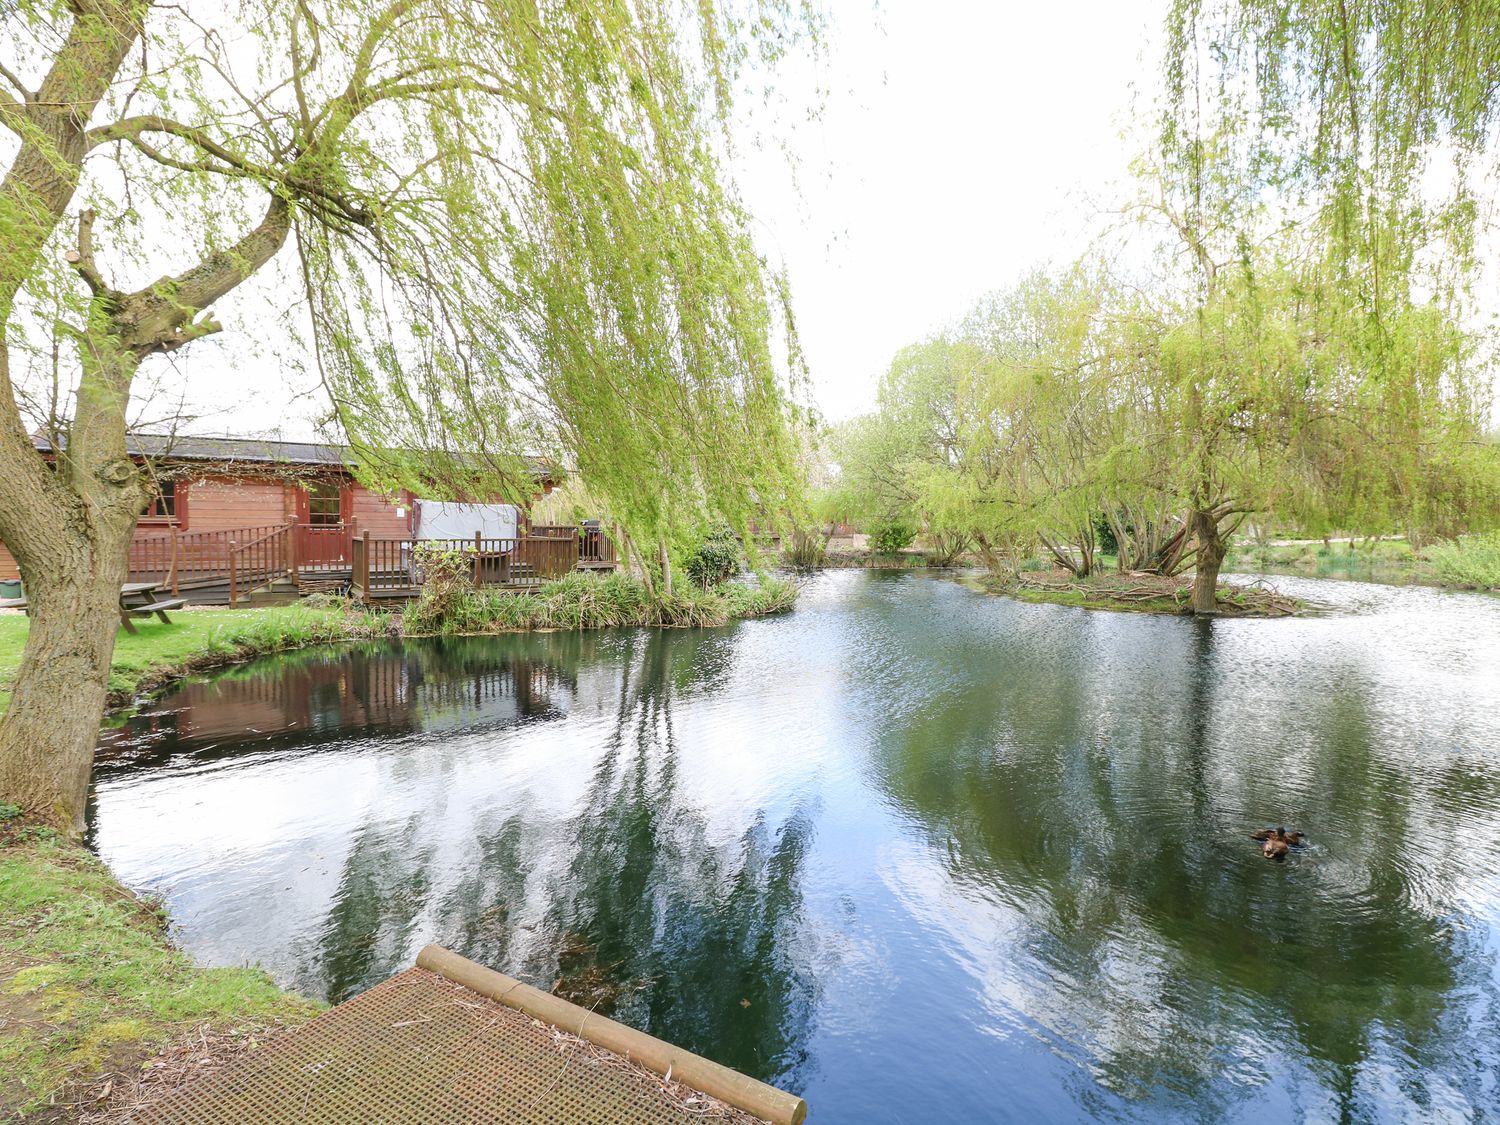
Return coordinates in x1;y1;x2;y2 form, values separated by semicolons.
1250;826;1305;860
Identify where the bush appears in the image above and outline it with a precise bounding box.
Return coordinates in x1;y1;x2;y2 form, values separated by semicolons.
1426;531;1500;589
924;529;971;566
403;542;475;631
868;520;917;555
684;527;742;588
782;527;828;569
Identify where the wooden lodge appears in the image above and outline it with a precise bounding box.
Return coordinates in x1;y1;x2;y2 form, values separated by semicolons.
0;434;616;605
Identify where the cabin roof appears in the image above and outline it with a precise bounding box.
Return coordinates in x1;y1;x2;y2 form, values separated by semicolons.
31;432;555;478
34;432;350;465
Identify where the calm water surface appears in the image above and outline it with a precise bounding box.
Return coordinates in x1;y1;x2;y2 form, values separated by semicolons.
91;572;1500;1122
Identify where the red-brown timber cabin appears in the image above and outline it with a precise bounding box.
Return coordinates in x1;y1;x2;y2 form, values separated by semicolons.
0;433;601;604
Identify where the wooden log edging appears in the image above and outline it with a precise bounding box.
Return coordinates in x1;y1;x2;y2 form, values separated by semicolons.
415;944;807;1125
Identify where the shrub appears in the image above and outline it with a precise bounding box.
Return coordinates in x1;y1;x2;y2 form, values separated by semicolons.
401;570;798;634
1426;531;1500;589
403;542;475;631
868;520;917;555
782;527;828;569
684;527;742;588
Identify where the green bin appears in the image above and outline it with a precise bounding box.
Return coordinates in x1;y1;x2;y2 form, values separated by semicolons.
0;579;22;599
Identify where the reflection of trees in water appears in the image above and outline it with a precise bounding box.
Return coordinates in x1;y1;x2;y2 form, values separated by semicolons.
521;628;818;1088
285;626;815;1087
865;603;1497;1115
302;814;435;1003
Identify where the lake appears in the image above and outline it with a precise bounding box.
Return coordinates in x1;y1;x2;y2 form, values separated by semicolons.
91;570;1500;1122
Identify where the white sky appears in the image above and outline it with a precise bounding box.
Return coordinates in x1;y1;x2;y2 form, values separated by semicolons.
129;0;1167;439
740;0;1163;422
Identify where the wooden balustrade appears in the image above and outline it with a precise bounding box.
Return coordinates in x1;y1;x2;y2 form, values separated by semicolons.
350;532;585;600
297;523;355;568
127;520;615;604
128;524;290;595
227;525;292;606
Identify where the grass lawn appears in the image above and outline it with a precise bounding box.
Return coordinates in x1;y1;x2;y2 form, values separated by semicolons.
0;834;319;1118
0;604;375;714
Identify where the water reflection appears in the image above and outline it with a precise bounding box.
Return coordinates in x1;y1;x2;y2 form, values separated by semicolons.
96;629;817;1085
849;574;1500;1119
91;573;1500;1121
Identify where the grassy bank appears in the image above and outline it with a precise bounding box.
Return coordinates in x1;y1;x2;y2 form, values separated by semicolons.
977;570;1302;617
0;603;382;714
403;570;798;634
0;831;318;1120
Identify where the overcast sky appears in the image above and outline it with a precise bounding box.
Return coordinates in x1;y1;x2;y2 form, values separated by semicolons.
137;0;1166;440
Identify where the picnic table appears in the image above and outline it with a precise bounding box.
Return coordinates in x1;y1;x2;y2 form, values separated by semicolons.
117;582;186;632
0;582;186;634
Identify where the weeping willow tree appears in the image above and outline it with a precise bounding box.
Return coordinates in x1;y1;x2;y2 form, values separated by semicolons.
1160;0;1500;549
0;0;817;833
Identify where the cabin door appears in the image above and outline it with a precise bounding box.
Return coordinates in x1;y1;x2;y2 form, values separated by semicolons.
295;480;353;567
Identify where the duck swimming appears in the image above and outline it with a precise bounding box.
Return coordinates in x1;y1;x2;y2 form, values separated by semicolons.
1250;826;1305;861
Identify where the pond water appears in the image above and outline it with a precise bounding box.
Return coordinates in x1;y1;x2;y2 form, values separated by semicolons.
91;571;1500;1122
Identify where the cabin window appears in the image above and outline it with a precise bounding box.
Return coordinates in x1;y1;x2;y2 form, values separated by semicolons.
141;479;177;522
307;481;343;526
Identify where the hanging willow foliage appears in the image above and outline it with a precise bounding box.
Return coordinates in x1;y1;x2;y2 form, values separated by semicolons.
1161;0;1500;287
284;0;822;573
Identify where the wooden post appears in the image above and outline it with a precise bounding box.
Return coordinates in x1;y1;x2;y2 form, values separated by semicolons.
473;530;483;588
285;520;298;582
360;530;371;596
169;527;180;595
228;541;238;608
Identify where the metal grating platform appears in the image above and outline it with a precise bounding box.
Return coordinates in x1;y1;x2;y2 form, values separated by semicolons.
127;967;769;1124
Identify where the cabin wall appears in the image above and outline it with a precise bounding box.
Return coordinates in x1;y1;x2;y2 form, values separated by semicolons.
180;475;295;531
350;486;413;537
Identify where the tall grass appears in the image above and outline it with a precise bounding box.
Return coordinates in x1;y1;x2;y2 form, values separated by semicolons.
403;571;798;634
1426;532;1500;589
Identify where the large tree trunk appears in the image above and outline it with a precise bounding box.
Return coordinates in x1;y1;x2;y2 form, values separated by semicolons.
0;514;135;833
1189;508;1225;615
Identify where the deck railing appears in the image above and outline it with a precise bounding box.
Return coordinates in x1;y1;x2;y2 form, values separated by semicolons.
228;525;293;606
297;523;355;568
128;524;292;595
525;523;617;566
352;533;582;600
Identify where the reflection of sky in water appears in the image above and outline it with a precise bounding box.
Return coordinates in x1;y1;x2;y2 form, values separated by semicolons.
92;573;1500;1122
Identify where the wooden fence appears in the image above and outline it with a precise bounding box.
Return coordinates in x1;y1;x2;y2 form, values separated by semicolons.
351;533;581;601
529;523;618;567
128;524;292;599
126;521;616;606
297;523;355;568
